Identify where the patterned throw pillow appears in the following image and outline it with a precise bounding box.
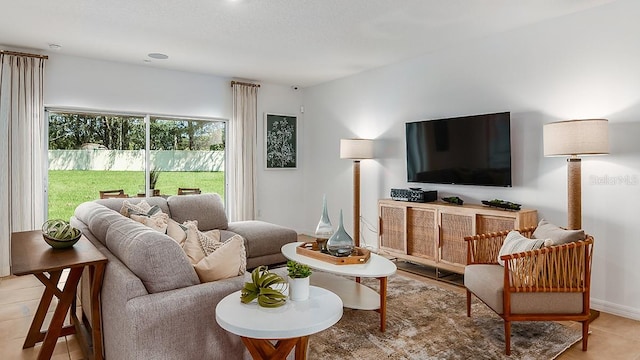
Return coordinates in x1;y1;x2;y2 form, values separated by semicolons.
182;221;221;264
193;234;246;282
181;221;246;282
497;230;545;266
123;200;169;232
121;200;152;216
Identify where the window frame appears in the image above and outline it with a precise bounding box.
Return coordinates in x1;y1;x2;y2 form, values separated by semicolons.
44;107;228;219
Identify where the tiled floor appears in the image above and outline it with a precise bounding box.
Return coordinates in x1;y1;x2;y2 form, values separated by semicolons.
1;271;639;359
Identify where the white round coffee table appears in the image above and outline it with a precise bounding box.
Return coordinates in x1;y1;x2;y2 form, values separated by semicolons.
282;242;397;332
216;286;342;360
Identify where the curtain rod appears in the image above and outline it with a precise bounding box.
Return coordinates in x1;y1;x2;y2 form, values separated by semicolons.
230;80;260;88
0;50;49;60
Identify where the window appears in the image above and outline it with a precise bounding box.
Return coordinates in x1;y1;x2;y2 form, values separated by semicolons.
47;110;226;220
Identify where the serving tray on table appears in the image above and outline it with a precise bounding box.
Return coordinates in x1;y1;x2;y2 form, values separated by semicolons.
296;242;371;265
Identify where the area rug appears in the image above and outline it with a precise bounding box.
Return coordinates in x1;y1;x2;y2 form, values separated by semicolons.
308;273;582;360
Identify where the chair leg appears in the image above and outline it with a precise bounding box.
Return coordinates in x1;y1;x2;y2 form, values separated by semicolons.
466;289;472;317
581;320;589;351
504;320;511;355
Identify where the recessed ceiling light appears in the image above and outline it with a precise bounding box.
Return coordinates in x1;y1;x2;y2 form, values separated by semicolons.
143;59;152;63
48;43;62;50
148;53;168;60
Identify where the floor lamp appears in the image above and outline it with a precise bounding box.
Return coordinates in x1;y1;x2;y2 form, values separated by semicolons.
543;119;609;230
340;138;374;247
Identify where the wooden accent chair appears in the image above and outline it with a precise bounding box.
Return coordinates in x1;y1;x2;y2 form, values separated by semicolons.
464;227;594;355
177;187;201;195
99;189;128;199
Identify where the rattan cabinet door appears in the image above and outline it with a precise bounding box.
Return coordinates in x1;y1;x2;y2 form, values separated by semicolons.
407;207;437;261
439;212;472;266
476;215;516;235
379;204;406;254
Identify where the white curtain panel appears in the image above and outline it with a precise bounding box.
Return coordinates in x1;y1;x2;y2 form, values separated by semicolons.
0;54;46;276
228;83;258;221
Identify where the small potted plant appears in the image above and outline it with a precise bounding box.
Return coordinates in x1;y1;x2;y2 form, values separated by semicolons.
149;167;161;196
286;260;312;301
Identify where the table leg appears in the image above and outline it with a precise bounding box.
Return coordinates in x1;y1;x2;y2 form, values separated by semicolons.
23;271;63;348
294;336;309;360
37;267;83;360
90;263;106;360
378;276;388;332
241;337;301;360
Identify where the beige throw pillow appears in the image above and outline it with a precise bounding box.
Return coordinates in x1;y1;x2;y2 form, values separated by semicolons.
193;234;246;282
497;230;545;266
166;218;188;246
182;220;200;260
130;213;169;233
533;219;585;246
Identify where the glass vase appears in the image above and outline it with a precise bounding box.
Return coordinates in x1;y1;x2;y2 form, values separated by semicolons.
314;194;333;252
327;209;354;257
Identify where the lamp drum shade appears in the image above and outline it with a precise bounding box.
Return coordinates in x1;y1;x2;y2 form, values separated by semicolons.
543;119;609;156
340;139;374;159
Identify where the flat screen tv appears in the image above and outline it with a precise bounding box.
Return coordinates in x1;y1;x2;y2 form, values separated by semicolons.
406;111;512;187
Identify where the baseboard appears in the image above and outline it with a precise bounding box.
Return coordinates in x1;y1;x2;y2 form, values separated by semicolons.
0;265;9;278
591;298;640;321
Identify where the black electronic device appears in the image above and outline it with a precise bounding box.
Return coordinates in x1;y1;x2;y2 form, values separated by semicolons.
405;111;512;187
390;188;437;203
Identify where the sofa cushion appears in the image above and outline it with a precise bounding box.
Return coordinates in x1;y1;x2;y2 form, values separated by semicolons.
227;220;297;259
533;219;585;246
105;217;200;293
167;193;228;230
497;231;545;266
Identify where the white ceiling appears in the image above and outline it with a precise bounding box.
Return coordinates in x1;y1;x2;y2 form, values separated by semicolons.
1;0;616;87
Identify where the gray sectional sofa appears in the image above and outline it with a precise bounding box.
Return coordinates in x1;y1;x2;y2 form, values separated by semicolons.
71;193;297;360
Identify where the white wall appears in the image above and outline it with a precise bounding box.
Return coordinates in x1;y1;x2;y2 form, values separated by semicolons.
44;54;305;230
256;85;305;227
300;0;640;320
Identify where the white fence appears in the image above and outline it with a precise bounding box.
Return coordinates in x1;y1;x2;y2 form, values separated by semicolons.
48;150;225;171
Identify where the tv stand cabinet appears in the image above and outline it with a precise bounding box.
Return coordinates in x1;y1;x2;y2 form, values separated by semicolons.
378;199;537;274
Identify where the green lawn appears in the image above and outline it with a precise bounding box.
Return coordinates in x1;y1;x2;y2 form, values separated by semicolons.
48;170;225;221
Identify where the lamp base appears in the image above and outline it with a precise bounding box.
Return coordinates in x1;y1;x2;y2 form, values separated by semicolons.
567;157;582;230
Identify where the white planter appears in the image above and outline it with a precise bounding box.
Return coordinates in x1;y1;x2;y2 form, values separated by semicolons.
288;276;310;301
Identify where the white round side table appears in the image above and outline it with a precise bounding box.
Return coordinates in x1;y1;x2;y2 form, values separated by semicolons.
216;286;343;360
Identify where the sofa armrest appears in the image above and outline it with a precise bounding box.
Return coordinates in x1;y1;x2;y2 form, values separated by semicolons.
118;276;249;360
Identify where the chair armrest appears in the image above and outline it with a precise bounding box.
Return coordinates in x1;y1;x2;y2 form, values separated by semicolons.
501;236;594;293
464;227;537;265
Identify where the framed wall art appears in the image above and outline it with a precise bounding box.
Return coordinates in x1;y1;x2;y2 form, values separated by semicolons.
264;113;298;169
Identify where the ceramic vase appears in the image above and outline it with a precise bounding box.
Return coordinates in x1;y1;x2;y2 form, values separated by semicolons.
326;209;354;257
314;194;333;252
288;276;310;301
